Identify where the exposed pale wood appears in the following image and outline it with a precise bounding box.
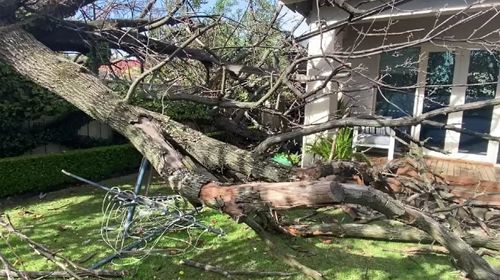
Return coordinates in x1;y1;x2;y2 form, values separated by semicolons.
199;181;500;279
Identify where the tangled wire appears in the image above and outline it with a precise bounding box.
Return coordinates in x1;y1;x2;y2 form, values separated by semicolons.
99;186;223;265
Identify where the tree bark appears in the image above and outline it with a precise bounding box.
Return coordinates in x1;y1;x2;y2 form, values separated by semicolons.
287;223;500;251
199;181;500;279
0;27;499;280
0;27;291;184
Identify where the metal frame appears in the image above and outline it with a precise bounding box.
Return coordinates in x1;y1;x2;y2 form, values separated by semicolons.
62;157;224;269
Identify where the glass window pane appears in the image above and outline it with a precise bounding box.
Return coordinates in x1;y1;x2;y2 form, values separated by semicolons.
376;48;420;120
459;50;500;155
420;51;455;149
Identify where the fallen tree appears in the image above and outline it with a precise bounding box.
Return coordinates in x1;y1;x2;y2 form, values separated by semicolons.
1;0;500;279
287;223;500;252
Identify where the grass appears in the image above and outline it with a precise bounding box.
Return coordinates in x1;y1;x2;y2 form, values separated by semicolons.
0;178;497;280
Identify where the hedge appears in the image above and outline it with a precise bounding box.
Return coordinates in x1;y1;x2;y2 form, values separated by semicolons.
0;144;142;197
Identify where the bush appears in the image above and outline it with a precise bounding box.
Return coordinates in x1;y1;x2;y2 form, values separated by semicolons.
0;144;142;197
306;128;354;161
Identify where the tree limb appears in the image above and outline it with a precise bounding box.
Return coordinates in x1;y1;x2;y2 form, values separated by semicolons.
253;98;500;154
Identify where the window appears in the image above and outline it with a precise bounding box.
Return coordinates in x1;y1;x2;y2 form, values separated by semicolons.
376;48;420;119
458;50;500;155
375;46;500;162
419;51;455;149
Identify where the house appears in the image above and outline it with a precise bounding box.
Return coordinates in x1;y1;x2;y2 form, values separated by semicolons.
282;0;500;168
99;59;142;80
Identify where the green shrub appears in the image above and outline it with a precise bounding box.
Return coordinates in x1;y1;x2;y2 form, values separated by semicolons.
0;144;142;197
306;136;335;161
306;128;354;161
333;127;353;160
0;60;75;157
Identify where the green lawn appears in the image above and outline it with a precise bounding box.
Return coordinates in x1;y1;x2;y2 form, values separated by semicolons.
0;179;493;280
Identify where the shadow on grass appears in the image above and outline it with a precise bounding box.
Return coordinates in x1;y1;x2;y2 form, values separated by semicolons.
0;184;464;280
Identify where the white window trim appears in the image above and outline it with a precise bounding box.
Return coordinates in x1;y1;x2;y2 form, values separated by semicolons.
410;44;500;164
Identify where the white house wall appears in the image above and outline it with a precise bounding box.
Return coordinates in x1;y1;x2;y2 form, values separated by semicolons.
303;3;500;165
301;5;340;166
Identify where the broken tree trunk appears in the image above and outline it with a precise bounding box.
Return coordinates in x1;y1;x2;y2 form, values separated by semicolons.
199;181;500;279
0;27;290;183
0;27;499;279
287;223;500;251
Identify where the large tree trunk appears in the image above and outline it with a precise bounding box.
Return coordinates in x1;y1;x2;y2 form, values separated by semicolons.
199;181;499;279
0;27;290;184
0;27;499;280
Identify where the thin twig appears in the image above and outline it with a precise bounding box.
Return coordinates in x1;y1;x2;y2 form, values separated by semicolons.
123;20;219;102
181;259;296;278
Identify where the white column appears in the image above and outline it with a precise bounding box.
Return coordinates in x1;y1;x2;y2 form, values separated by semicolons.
412;49;429;140
445;49;470;154
301;24;338;166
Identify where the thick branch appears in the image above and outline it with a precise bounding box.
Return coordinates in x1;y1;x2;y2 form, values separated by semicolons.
287;223;500;251
26;19;219;64
254;99;500;154
199;181;499;279
0;27;291;185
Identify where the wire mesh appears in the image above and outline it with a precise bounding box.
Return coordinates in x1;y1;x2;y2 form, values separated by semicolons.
99;186;220;265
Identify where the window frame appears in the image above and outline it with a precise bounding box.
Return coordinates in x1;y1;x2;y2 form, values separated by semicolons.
376;44;500;164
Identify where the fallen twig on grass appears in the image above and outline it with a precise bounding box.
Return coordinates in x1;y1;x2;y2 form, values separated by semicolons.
180;259;297;278
0;215;126;279
0;269;126;278
0;215;83;279
0;252;28;280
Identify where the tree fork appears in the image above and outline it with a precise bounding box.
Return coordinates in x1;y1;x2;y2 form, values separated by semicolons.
1;27;499;280
198;181;500;280
0;27;291;183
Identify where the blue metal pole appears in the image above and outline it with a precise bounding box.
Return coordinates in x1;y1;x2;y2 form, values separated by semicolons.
61;169;224;236
123;157;150;235
90;222;178;269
